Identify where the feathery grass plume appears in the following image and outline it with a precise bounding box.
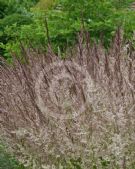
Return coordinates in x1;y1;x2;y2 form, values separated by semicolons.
0;30;135;168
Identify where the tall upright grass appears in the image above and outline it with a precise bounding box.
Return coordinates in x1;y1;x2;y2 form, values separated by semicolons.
0;30;135;168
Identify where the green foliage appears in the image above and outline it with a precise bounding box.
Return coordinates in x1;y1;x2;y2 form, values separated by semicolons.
62;158;82;169
0;0;39;58
0;0;135;58
55;0;135;46
99;157;110;168
35;0;55;10
0;144;25;169
0;0;8;19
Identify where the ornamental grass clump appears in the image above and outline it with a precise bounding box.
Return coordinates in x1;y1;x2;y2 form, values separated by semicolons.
0;30;135;168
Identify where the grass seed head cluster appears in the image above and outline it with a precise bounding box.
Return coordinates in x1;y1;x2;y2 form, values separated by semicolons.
0;30;135;168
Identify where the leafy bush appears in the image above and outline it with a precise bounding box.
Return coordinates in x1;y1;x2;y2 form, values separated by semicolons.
1;0;134;58
0;0;39;58
0;0;8;19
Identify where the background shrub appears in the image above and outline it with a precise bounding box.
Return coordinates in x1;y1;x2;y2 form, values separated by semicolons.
0;0;135;59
